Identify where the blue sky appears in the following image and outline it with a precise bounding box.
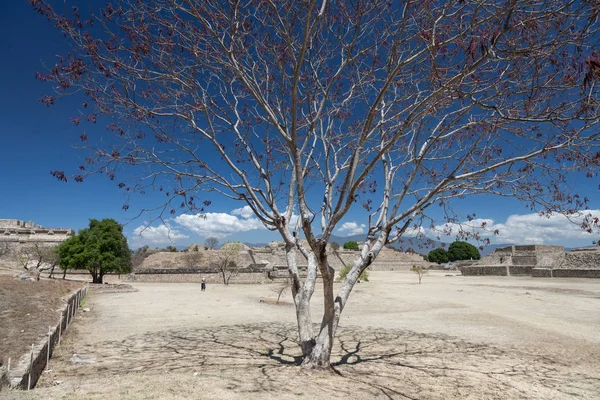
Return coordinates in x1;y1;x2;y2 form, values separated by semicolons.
0;1;598;249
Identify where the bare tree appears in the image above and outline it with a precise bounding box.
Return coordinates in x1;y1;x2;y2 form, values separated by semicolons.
271;279;290;304
131;245;152;270
15;244;60;280
182;251;203;269
205;237;219;250
411;265;428;284
14;246;33;270
44;247;61;279
213;242;243;285
33;0;600;368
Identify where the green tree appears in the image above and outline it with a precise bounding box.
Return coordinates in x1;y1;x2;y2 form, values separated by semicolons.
343;241;360;251
427;248;449;264
58;219;131;284
447;241;481;262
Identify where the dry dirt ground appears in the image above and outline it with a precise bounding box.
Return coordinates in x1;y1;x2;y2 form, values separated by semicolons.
3;271;600;400
0;276;84;367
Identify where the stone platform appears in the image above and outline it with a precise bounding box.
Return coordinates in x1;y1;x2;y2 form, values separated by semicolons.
461;245;600;278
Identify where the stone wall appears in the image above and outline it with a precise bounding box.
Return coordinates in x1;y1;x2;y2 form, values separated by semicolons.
139;250;263;270
460;265;507;276
138;245;432;273
534;246;565;268
0;220;74;269
125;272;271;284
562;250;600;270
462;246;600;278
3;286;88;391
551;269;600;278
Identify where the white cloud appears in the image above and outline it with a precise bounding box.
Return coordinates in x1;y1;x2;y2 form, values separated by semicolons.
131;224;189;247
175;211;265;239
430;210;600;246
338;221;366;236
285;212;301;230
231;205;255;219
403;226;427;237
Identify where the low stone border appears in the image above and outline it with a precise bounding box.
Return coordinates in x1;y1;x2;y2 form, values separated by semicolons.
88;283;138;293
2;285;88;390
0;366;9;389
460;266;508;276
463;266;600;278
550;269;600;278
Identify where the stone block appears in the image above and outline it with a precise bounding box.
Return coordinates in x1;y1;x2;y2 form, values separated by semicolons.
508;266;534;275
532;268;552;278
460;266;507;276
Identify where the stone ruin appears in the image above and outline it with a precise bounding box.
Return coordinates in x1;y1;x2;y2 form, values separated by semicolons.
0;219;74;269
128;242;433;283
460;245;600;278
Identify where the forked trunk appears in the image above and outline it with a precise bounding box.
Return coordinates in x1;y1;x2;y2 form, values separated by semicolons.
295;295;316;356
91;269;104;284
300;238;386;369
286;244;316;356
302;257;337;369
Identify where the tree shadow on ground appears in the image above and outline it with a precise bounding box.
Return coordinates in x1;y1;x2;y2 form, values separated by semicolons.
42;324;600;400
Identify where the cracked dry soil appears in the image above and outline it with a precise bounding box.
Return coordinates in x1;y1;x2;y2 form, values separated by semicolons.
5;271;600;400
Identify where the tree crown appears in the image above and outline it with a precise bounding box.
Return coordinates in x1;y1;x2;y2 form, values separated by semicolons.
427;248;449;264
58;218;131;276
447;241;481;262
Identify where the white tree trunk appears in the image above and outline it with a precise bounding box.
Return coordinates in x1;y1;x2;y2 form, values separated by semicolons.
301;237;387;368
301;253;337;368
286;243;316;356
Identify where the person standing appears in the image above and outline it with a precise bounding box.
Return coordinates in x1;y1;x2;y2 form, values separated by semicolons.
201;277;206;291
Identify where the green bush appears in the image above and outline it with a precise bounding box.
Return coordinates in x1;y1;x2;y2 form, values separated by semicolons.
337;264;369;282
427;248;448;264
343;241;360;250
447;241;480;261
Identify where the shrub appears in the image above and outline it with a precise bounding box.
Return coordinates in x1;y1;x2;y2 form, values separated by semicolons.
410;265;428;284
343;241;360;250
337;264;369;282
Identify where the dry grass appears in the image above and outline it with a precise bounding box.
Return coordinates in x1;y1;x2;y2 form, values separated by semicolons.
0;275;84;366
